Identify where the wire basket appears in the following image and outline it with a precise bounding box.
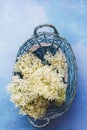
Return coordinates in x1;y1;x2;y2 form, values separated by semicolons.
14;24;77;128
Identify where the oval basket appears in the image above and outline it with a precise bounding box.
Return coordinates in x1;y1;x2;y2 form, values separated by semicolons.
14;24;77;128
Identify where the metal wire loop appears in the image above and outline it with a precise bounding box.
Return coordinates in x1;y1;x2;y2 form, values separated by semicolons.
28;117;50;128
34;24;59;36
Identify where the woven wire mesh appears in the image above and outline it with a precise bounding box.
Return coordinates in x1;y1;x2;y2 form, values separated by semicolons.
15;25;77;127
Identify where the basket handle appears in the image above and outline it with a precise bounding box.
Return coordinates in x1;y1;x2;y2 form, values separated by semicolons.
28;116;50;128
34;24;59;36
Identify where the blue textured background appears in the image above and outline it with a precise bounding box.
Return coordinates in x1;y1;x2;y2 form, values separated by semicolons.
0;0;87;130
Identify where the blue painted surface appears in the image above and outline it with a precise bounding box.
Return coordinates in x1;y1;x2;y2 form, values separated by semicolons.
0;0;87;130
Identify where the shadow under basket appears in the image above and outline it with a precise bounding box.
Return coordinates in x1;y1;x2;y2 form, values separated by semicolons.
14;24;77;128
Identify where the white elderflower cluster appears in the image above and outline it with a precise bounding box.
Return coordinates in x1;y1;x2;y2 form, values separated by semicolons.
7;50;68;119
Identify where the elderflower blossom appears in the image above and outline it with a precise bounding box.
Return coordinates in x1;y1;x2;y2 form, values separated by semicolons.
7;50;68;119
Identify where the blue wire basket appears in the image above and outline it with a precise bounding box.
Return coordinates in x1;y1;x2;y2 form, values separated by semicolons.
14;24;77;128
